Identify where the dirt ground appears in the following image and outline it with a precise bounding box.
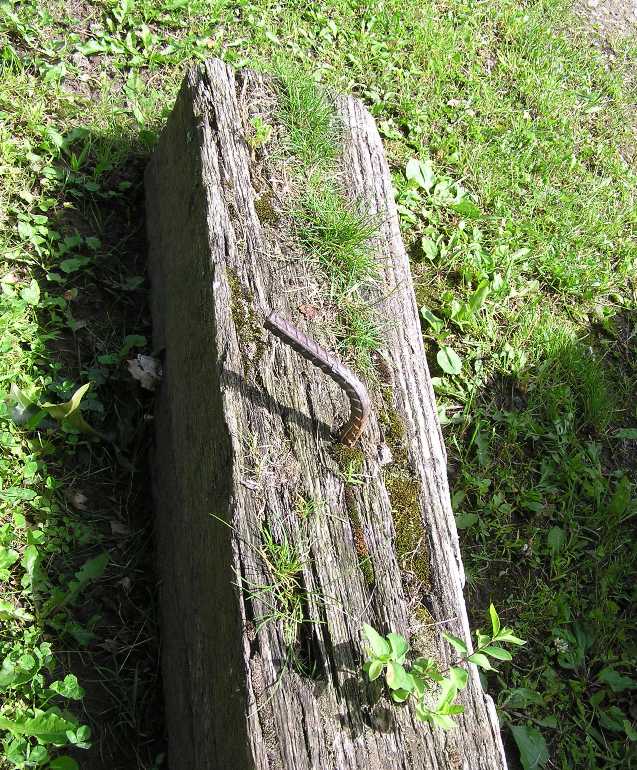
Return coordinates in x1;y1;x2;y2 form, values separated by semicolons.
576;0;637;39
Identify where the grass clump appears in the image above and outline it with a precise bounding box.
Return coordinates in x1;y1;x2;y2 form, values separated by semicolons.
528;320;615;433
275;68;383;373
277;66;338;168
337;300;383;374
294;182;379;288
251;526;307;647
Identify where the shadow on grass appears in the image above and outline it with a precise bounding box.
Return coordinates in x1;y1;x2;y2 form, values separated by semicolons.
12;122;166;769
436;306;636;767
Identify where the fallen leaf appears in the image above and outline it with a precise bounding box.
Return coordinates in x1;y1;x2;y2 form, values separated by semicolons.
70;491;88;510
1;271;19;284
127;355;162;391
298;304;319;320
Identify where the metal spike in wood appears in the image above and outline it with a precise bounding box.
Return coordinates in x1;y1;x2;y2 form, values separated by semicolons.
263;310;371;446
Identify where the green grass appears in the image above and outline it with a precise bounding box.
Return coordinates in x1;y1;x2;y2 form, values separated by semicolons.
277;65;339;167
276;70;383;369
294;181;379;289
1;0;636;768
252;527;307;647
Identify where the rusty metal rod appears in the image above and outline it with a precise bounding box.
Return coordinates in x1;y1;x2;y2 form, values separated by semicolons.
263;310;371;446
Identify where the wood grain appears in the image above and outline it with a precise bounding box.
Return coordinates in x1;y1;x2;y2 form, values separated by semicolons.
146;59;508;770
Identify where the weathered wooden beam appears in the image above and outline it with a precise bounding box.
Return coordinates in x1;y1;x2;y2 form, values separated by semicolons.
145;58;507;770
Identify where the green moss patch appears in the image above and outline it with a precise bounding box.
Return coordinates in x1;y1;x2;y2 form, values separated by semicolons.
254;190;280;225
226;266;266;372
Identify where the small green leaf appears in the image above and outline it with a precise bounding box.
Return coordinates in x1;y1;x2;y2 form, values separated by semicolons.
496;629;526;645
489;604;501;636
467;652;493;670
17;220;34;239
421;237;438;260
0;710;78;743
73;552;109;587
390;687;411;703
0;547;19;570
455;512;478;529
367;659;384;681
75;724;91;743
599;705;627;733
450;197;481;219
623;720;637;741
387;632;409;662
385;661;412;692
362;624;391;659
42;382;91;421
412;657;443;682
42;383;96;434
17;653;35;670
607;476;632;517
406;158;434;192
415;702;431;722
448;666;468;690
20;279;40;305
0;487;37;502
49;674;85;700
547;526;566;555
49;757;80;770
442;632;467;655
437;346;462;375
45;127;65;148
503;688;545;709
420;306;444;334
411;673;427;698
21;545;39;590
60;257;91;273
29;744;49;763
537;715;558;728
511;725;549;770
597;667;637;693
436;676;458;709
0;599;33;622
468;280;490;315
120;334;147;356
476;630;491;647
482;645;512;661
430;712;456;730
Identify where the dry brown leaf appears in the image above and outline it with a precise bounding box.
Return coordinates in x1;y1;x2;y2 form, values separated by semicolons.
298;304;319;320
127;355;162;391
70;491;88;510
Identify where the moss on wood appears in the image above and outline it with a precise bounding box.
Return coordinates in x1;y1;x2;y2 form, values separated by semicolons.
226;265;266;372
254;191;280;225
380;386;430;587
